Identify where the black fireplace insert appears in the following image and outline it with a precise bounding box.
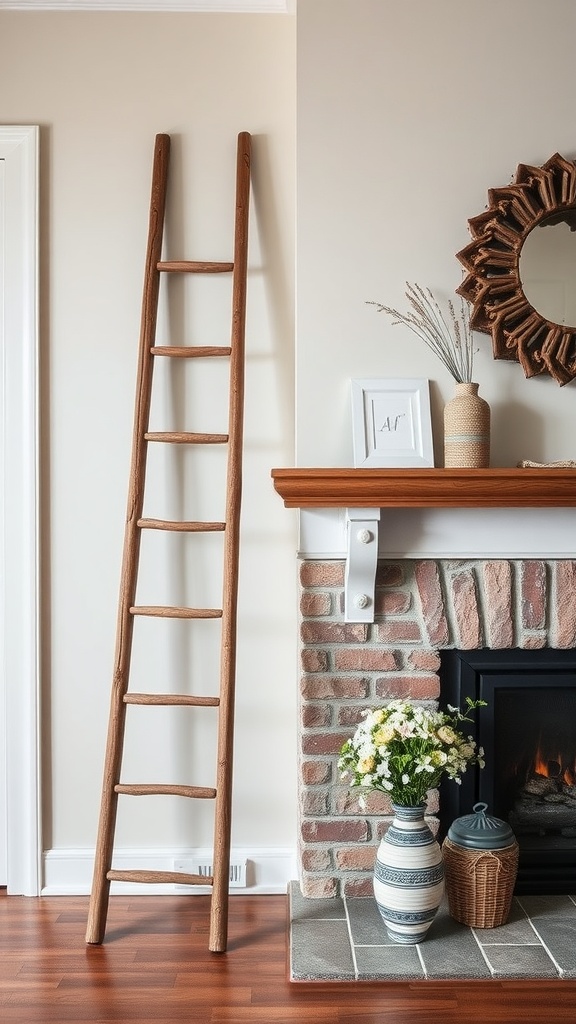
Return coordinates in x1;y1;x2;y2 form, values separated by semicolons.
439;648;576;894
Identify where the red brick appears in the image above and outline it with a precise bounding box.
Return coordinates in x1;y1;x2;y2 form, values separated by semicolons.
376;620;422;643
301;819;369;843
426;791;439;814
376;562;404;586
451;569;481;648
301;760;332;785
301;704;332;728
337;705;370;727
300;561;345;588
374;590;411;615
301;790;329;815
301;849;332;872
300;877;338;898
415;560;449;646
375;819;393;840
301;732;350;756
520;633;547;650
407;651;441;671
375;675;439;700
344;877;374;898
521;560;546;630
334;649;399;672
333;788;392;816
555;561;576;648
301;675;369;700
301;621;368;644
300;591;332;616
335;846;377;870
483;560;513;649
300;650;329;673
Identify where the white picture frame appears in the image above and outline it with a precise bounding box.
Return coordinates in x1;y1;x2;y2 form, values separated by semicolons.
351;378;434;468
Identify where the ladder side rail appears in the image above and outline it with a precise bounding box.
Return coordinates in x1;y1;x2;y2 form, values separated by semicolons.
86;134;171;945
209;131;251;953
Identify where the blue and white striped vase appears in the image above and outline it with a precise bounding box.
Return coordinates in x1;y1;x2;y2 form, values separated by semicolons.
373;803;445;944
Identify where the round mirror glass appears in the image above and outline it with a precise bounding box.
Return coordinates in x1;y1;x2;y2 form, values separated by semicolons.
519;213;576;329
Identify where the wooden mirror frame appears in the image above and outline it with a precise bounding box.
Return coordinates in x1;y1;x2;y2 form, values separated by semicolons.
456;152;576;386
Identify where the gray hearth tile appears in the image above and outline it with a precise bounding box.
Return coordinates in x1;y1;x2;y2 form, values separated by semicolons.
346;896;389;945
290;918;355;980
416;908;492;979
355;943;424;980
472;898;537;944
289;880;346;921
288;887;572;982
523;918;576;977
517;894;576;920
482;943;559;978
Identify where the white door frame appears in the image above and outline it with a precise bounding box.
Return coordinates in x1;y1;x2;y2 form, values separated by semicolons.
0;125;41;895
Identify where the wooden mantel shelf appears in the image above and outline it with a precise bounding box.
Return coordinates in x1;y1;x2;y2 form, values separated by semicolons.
272;467;576;622
271;467;576;510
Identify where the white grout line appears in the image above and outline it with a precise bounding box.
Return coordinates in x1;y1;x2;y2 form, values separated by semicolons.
521;911;565;978
416;941;428;979
342;896;360;980
470;927;496;976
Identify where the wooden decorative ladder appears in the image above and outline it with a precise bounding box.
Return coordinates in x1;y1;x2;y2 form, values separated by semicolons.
85;131;251;953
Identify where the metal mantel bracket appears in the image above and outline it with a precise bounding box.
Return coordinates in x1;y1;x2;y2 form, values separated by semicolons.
344;508;381;623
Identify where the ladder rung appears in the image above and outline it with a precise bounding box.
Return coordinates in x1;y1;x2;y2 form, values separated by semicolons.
145;431;228;445
157;260;233;274
107;869;213;886
130;605;223;619
137;518;225;532
151;346;231;358
115;784;217;799
124;693;220;707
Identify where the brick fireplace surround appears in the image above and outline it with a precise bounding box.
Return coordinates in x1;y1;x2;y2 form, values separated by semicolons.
298;557;576;898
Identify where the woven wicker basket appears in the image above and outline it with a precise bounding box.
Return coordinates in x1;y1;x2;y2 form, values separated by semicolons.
442;836;519;928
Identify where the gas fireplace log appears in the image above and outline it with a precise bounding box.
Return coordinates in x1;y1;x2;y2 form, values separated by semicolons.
524;775;557;797
510;798;576;832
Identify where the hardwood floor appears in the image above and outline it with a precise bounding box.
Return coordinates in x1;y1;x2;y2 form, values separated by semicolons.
1;890;576;1023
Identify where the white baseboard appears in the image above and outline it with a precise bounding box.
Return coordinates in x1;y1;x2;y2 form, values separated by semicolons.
41;846;297;896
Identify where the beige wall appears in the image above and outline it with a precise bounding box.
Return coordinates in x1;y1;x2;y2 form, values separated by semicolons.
5;0;576;890
1;11;297;872
297;0;576;469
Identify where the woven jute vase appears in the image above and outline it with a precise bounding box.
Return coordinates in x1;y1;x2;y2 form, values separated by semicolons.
444;382;490;468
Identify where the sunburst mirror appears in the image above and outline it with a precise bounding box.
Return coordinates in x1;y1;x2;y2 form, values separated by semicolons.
456;152;576;386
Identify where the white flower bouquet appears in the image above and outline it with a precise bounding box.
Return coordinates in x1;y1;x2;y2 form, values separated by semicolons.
338;698;485;807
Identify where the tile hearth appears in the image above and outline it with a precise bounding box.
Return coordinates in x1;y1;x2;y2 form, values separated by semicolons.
289;883;576;981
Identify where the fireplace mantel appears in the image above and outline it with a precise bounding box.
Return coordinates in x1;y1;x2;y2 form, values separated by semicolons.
271;467;576;509
271;468;576;622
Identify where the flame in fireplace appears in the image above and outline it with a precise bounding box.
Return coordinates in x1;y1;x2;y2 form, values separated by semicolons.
532;743;575;786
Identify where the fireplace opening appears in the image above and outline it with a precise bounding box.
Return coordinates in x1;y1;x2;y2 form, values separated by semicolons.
439;648;576;894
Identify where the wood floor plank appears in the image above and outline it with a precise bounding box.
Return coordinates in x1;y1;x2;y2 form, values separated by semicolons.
1;891;576;1024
